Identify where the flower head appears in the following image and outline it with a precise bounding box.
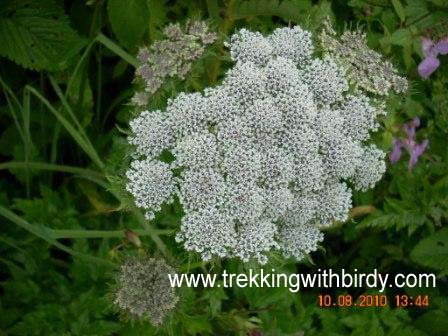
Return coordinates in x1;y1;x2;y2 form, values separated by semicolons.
126;25;405;264
132;21;216;103
113;256;178;325
319;19;407;95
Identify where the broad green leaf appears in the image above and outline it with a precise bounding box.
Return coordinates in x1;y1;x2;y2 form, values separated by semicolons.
107;0;149;48
231;0;312;23
384;29;413;47
410;228;448;273
0;0;86;71
147;0;168;40
391;0;406;22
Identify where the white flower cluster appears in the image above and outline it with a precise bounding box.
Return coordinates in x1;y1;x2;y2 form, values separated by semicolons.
126;25;401;264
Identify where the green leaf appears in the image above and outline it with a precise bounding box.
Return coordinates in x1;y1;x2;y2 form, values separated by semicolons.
96;33;140;67
147;0;168;40
107;0;149;48
391;0;406;22
381;29;413;48
410;228;448;273
0;0;86;71
0;204;112;266
415;310;448;336
181;314;212;335
231;0;312;23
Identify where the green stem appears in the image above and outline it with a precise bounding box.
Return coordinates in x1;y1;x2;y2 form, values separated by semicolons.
0;161;104;180
131;208;173;261
96;33;140;68
25;86;105;170
50;228;174;239
0;205;114;266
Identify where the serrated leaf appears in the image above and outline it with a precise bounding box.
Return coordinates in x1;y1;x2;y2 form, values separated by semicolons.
108;0;149;48
410;228;448;273
0;0;86;71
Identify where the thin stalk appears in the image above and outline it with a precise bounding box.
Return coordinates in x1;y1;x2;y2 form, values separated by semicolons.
50;228;174;239
50;123;61;164
25;86;105;170
22;90;32;197
131;208;172;261
66;39;96;96
48;76;85;135
101;89;133;130
0;76;22;111
96;33;140;68
0;161;104;180
1;85;25;144
0;205;114;266
96;43;103;124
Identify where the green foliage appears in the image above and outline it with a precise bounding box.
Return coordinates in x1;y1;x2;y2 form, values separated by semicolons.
230;0;313;23
107;0;149;49
1;0;448;335
411;228;448;275
0;0;85;71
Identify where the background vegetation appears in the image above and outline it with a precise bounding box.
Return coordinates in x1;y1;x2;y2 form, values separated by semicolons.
0;0;447;335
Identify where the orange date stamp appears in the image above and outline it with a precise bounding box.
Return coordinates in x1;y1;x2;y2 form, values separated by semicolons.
317;294;430;308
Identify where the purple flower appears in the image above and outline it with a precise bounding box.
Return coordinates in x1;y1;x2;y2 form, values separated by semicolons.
418;56;440;79
390;117;428;170
407;139;429;170
418;37;448;79
435;38;448;55
389;138;403;163
403;117;420;139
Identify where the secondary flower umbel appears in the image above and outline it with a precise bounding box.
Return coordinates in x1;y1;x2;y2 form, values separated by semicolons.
126;25;406;264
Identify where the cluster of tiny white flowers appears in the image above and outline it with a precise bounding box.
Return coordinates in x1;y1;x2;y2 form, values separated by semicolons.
126;24;405;264
126;160;175;220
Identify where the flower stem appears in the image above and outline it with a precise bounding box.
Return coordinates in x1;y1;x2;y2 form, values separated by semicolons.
50;228;174;239
96;33;140;68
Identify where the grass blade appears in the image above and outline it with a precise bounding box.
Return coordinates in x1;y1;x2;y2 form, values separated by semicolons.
25;86;105;170
0;205;114;266
0;161;104;180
